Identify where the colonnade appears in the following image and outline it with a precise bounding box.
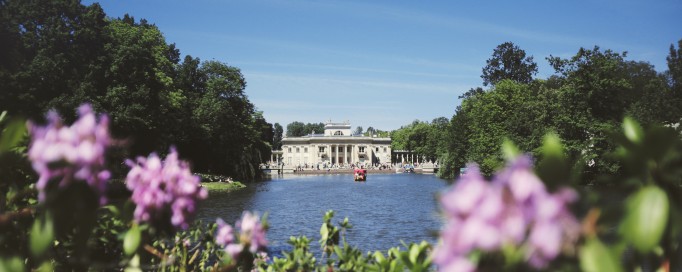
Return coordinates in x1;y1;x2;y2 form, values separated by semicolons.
392;153;423;164
269;153;283;165
324;144;364;165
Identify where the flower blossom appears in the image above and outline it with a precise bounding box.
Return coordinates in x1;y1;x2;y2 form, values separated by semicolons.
433;156;580;271
125;147;208;229
216;218;235;246
236;211;268;253
215;212;268;261
28;104;112;204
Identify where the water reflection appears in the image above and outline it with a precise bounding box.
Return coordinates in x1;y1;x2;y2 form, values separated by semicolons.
197;174;448;254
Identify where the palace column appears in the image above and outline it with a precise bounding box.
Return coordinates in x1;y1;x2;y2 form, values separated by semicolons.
332;145;339;164
327;144;331;164
352;145;356;165
344;145;348;165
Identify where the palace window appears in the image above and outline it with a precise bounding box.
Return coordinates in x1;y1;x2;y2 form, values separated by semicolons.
304;147;308;153
319;147;325;153
288;147;292;153
359;146;365;153
384;147;387;153
334;131;343;135
296;147;300;153
347;146;351;152
376;147;379;152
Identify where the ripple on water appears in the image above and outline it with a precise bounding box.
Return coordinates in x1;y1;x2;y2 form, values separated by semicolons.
197;173;449;254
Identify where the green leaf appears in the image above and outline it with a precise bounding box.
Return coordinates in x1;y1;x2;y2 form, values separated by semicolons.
124;254;142;272
0;257;25;272
621;185;669;253
0;118;26;154
580;237;623;272
30;213;54;257
320;223;329;241
373;251;386;263
536;133;571;189
541;133;564;157
501;138;520;161
408;244;420;264
622;117;643;143
36;261;53;272
124;224;142;256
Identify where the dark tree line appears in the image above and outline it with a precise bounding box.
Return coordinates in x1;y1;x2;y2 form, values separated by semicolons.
437;41;682;181
0;0;274;180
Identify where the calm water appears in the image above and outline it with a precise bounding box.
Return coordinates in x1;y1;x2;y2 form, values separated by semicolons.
196;173;450;254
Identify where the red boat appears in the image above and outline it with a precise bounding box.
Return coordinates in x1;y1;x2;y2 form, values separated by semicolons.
354;168;367;181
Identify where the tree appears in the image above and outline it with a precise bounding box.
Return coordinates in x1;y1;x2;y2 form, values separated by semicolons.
0;0;109;119
286;122;306;137
0;0;274;181
668;39;682;93
365;126;375;136
304;122;325;135
666;39;682;120
254;112;274;148
481;42;538;86
102;16;180;156
354;126;363;136
273;123;283;150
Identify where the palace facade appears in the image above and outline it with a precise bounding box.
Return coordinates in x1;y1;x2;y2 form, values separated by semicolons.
279;121;391;166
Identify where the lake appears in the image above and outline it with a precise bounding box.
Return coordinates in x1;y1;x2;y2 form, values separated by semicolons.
196;173;450;255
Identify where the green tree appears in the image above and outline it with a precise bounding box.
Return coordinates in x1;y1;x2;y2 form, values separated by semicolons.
365;126;375;136
102;16;180;156
481;42;538;86
286;121;306;137
0;0;109;119
666;39;682;121
304;122;325;135
273;123;283;150
668;39;682;93
354;126;363;136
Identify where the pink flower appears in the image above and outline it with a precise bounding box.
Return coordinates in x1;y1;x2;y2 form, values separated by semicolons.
215;212;268;262
236;211;268;253
216;218;235;247
433;155;580;271
441;165;487;216
439;257;475;272
226;244;244;260
125;147;208;229
28;104;112;205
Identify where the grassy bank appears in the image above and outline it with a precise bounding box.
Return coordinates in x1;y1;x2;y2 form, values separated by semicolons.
201;181;246;193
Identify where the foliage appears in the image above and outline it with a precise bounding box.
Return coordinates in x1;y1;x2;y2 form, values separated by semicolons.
0;0;272;181
354;126;363;136
390;118;450;163
481;42;538;86
272;123;283;150
440;42;682;181
286;121;325;137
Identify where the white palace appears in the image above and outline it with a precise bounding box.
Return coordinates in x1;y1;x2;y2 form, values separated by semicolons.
278;121;392;167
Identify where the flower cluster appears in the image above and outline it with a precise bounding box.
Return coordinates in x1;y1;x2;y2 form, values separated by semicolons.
28;104;112;204
215;212;268;260
433;156;580;271
125;148;208;229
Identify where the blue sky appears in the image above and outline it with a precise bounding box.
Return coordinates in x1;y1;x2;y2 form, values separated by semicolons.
85;0;681;131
